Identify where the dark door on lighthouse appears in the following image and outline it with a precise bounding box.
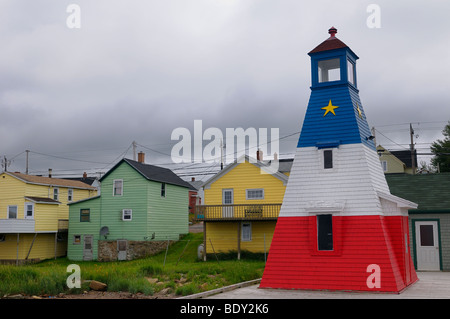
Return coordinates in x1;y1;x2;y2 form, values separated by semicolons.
318;214;333;251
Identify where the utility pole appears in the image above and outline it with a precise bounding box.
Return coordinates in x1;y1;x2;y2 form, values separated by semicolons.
410;123;416;174
2;156;10;172
220;139;224;170
26;150;30;174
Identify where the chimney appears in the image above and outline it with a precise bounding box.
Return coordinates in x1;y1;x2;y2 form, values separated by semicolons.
48;168;52;178
138;152;145;163
256;149;263;161
83;172;88;179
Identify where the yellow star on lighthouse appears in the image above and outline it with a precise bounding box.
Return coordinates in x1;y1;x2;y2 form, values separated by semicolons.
322;100;339;117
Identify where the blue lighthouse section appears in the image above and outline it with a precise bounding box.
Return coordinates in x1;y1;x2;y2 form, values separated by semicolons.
297;85;375;150
297;27;375;151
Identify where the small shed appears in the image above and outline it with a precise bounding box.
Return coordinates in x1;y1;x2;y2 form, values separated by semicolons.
386;173;450;271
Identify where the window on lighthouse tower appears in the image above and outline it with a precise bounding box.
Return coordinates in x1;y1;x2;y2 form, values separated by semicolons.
318;58;340;82
347;59;355;85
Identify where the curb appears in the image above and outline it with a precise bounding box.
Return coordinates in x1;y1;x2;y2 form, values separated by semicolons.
177;278;262;299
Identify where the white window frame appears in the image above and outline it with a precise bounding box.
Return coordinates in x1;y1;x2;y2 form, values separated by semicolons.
246;189;264;200
53;187;59;201
113;179;123;196
73;235;81;245
161;182;166;198
241;222;252;242
68;188;73;202
24;202;34;219
7;205;18;219
318;148;338;172
122;209;132;221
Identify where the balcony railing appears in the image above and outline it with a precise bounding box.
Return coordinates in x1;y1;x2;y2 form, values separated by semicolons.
0;219;35;233
195;203;281;221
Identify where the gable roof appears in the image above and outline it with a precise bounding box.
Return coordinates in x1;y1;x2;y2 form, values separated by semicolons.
386;173;450;211
5;172;96;190
100;158;192;189
390;150;417;168
202;155;290;189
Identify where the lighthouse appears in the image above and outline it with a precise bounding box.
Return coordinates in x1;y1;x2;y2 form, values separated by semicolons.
260;27;419;293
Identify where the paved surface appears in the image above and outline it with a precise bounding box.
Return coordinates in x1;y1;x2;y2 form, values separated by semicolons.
205;272;450;299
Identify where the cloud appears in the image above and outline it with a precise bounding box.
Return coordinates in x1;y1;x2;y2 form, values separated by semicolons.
1;0;450;176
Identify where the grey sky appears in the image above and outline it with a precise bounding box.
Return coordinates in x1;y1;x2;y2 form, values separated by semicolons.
1;0;449;179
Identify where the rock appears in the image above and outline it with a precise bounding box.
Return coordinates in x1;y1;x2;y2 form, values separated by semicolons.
145;277;159;284
159;288;172;295
5;294;24;299
31;295;42;299
89;280;107;291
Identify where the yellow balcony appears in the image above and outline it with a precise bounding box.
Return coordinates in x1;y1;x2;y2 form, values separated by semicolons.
195;203;281;221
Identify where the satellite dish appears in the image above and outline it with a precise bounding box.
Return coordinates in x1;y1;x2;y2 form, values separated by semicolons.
100;226;109;236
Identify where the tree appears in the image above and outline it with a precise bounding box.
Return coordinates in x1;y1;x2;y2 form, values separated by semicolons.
430;121;450;172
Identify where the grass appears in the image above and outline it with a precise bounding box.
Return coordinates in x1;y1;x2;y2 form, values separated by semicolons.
0;233;265;297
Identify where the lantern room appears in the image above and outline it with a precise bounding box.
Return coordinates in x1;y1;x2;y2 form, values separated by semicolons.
309;27;358;89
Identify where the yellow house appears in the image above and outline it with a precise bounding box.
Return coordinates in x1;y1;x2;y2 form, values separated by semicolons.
0;171;97;264
196;154;291;259
377;145;418;174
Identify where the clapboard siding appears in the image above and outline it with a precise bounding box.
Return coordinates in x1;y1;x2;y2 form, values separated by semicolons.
67;196;101;261
147;182;189;240
100;163;148;240
280;143;390;217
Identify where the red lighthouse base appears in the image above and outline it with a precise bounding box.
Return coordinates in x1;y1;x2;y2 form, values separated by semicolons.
260;215;418;293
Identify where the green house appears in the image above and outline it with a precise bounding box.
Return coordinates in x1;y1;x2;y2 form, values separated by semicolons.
67;157;192;261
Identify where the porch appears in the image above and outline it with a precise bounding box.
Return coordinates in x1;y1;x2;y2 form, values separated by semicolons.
195;203;281;221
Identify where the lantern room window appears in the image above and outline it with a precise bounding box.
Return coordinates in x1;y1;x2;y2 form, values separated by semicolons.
318;58;340;83
347;59;355;85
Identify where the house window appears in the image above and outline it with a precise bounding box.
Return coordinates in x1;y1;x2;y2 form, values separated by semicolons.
317;214;333;251
73;235;81;244
161;183;166;197
80;209;90;222
53;188;59;201
68;189;73;202
246;189;264;200
8;206;17;219
324;150;333;169
113;180;123;196
122;209;132;221
24;203;34;219
242;222;252;241
381;161;388;172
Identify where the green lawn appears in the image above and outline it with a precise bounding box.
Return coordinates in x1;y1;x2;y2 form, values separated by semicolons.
0;233;265;297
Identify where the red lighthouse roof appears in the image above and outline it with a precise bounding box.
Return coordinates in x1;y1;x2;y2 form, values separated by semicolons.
308;27;349;54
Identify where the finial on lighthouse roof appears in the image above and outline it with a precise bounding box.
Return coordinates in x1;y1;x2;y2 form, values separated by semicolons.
328;26;337;37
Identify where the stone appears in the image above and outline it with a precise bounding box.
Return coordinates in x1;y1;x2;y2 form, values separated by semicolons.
89;280;107;291
145;277;159;284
